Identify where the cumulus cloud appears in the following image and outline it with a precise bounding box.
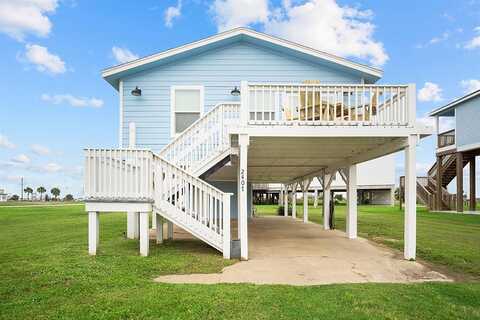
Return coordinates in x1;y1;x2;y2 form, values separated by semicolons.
112;46;139;64
460;79;480;94
464;27;480;50
23;44;66;74
11;154;31;164
211;0;269;31
0;0;58;41
31;144;51;156
210;0;388;66
41;93;104;108
165;0;182;28
0;134;15;149
418;82;443;102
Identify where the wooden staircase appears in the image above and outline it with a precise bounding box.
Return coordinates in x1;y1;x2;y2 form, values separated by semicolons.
401;152;472;211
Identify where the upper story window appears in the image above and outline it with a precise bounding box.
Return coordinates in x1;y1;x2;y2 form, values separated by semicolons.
171;86;204;137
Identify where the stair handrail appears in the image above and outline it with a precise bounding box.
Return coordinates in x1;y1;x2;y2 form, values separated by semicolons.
159;101;240;173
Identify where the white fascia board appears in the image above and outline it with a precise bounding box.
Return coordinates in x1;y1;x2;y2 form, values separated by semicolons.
101;28;383;80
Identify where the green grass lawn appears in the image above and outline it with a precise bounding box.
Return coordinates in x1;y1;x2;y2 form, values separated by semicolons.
1;205;480;319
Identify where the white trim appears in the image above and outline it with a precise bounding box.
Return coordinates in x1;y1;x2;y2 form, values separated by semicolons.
436;144;456;154
102;28;382;81
119;80;123;148
457;141;480;152
85;201;152;213
170;85;205;139
429;89;480;116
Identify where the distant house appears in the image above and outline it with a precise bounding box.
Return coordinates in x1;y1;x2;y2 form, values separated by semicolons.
423;89;480;212
0;189;7;202
84;28;431;261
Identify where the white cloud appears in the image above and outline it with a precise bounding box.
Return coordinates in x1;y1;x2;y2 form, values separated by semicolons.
210;0;388;66
460;79;480;94
165;0;182;28
417;32;450;48
211;0;269;31
42;162;62;173
41;93;104;108
24;44;66;74
11;154;31;164
418;82;443;102
111;46;139;64
0;0;58;41
464;27;480;49
0;134;15;149
31;144;51;156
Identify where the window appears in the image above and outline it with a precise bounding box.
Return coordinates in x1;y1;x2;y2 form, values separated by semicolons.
171;86;204;137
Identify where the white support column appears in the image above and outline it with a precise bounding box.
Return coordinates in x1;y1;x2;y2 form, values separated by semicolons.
155;213;163;244
323;173;331;230
152;212;157;229
303;190;308;223
314;189;318;208
346;165;358;239
127;212;138;239
404;135;417;260
238;134;249;260
223;193;232;259
284;184;289;217
88;211;99;255
291;184;297;219
167;221;174;240
139;212;150;256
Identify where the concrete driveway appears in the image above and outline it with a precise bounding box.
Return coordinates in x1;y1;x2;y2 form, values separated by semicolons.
154;216;449;285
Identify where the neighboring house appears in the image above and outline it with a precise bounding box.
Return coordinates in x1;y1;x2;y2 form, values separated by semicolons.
0;189;7;202
84;28;431;261
254;155;395;206
417;90;479;212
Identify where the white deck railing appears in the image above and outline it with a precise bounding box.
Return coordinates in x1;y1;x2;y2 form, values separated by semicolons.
152;153;231;253
240;82;415;127
84;149;153;201
159;102;240;173
84;148;231;256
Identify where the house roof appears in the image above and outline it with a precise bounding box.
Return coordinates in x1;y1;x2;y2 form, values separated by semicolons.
429;89;480;117
102;28;383;89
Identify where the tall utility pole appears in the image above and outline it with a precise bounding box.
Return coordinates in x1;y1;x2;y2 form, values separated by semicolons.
21;177;24;201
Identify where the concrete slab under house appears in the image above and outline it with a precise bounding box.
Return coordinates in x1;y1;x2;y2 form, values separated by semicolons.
83;28;433;267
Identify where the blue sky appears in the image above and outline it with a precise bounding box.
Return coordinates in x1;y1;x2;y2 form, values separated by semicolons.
1;0;480;198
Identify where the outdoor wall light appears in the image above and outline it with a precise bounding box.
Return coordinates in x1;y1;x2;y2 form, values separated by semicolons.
230;86;240;96
131;86;142;96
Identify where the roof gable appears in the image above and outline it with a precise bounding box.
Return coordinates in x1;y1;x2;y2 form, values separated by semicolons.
429;89;480;117
103;28;383;89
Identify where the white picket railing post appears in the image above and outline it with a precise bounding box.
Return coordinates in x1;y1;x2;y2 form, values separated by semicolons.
407;83;416;127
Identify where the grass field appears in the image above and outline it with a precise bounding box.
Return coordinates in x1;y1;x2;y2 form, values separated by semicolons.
1;204;480;319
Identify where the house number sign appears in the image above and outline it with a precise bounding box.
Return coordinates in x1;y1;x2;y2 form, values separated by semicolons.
240;169;246;192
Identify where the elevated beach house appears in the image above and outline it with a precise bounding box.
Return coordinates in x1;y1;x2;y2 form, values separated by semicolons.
84;28;432;260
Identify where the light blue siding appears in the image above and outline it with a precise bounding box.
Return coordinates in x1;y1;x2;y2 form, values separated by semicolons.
209;181;253;219
455;95;480;148
121;41;364;151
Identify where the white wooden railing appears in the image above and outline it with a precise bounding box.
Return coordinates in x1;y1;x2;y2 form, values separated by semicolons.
84;149;153;201
159;102;240;174
152;153;231;254
240;82;415;127
84;148;231;257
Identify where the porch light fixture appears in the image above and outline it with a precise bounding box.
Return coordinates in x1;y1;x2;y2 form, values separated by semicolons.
131;86;142;96
230;86;240;96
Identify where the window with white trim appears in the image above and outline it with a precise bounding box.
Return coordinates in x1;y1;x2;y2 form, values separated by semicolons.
171;86;204;136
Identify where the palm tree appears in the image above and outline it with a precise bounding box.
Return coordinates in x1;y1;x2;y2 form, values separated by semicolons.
51;187;60;200
24;187;33;201
37;186;46;200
